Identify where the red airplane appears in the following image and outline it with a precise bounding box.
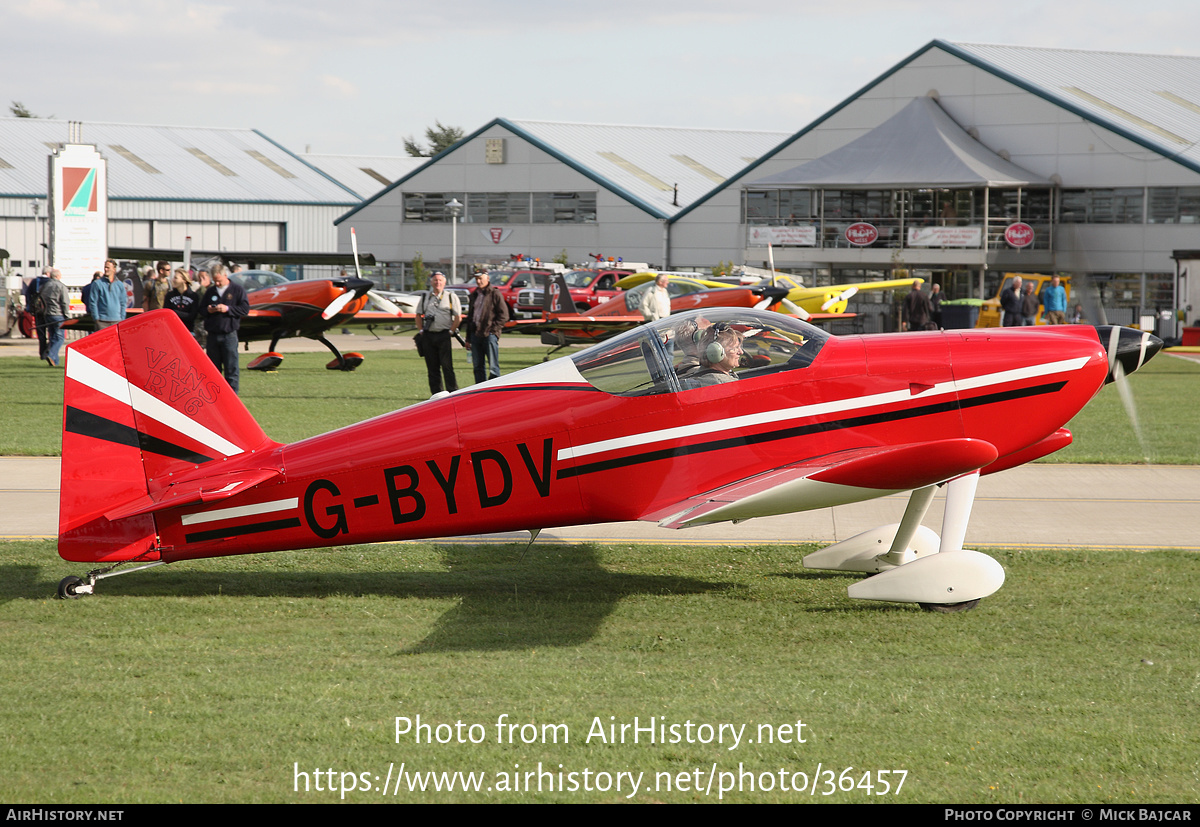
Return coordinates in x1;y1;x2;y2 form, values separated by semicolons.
53;308;1161;612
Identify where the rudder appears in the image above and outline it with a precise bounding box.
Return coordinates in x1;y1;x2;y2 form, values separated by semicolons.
59;311;277;563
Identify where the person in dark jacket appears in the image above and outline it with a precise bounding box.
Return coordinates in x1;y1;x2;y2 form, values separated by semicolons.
39;268;70;367
901;284;933;331
999;276;1023;327
464;271;509;384
1021;281;1039;325
201;263;249;393
165;269;200;332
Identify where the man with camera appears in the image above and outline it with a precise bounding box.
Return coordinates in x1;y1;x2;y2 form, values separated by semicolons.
416;271;462;396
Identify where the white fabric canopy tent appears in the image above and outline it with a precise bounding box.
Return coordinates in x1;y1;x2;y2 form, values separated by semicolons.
747;96;1052;190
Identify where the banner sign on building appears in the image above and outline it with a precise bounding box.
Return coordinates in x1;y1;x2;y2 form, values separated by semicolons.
485;227;513;244
906;226;982;248
49;144;108;287
747;225;817;247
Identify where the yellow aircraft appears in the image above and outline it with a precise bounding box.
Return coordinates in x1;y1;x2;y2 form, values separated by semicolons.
614;271;923;316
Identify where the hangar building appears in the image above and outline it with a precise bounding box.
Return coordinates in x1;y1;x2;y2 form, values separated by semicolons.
0;118;369;284
338;41;1200;332
671;40;1200;331
334;118;790;281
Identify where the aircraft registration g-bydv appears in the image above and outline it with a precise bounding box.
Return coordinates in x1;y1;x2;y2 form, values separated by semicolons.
55;308;1161;611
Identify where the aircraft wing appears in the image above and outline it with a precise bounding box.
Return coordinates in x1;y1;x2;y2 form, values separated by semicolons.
787;277;923;314
642;438;997;529
614;272;727;291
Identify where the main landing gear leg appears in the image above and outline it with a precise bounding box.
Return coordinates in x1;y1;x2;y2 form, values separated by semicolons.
919;471;988;613
316;334;364;371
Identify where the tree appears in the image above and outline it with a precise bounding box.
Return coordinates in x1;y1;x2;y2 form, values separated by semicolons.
10;101;36;118
403;121;464;158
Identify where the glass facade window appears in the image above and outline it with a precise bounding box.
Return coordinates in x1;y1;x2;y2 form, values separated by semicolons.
466;192;530;224
744;189;814;223
1059;188;1143;223
1148;187;1200;224
403;192;464;223
404;192;596;223
531;192;597;224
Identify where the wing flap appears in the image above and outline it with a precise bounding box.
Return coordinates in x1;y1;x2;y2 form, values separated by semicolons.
645;438;997;529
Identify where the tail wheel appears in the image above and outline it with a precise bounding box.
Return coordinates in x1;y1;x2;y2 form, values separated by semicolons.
57;575;86;600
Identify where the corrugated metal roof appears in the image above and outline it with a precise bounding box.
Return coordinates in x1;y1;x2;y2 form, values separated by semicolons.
299;153;427;200
945;41;1200;169
0;118;360;204
508;119;790;217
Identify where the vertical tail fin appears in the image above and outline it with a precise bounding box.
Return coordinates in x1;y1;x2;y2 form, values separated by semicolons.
543;273;574;316
59;311;277;563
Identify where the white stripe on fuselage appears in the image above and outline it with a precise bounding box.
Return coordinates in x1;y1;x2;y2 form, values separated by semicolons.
66;350;242;457
557;356;1090;462
180;498;299;526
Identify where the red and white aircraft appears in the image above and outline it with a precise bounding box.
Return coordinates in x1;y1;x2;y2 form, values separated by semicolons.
54;308;1161;611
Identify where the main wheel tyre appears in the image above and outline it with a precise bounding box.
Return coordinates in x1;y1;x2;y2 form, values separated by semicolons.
919;599;981;613
57;575;85;600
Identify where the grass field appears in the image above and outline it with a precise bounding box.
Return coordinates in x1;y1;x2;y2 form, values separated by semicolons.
2;540;1197;803
1;343;1198;460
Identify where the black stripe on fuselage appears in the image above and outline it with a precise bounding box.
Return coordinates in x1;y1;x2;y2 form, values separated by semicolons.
184;517;302;544
557;381;1066;480
65;406;215;464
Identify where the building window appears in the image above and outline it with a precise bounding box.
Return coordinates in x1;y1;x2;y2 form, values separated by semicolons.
1148;187;1200;224
404;192;596;223
466;192;530;224
1060;188;1144;223
531;192;596;223
403;192;465;223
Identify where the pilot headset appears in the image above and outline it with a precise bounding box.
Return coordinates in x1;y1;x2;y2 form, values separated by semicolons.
703;323;733;365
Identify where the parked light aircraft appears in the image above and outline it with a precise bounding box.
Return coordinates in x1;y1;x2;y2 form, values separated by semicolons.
54;308;1160;612
615;272;923;316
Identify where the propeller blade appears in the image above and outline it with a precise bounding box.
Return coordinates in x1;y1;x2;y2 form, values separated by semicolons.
781;299;810;320
322;290;356;320
821;286;859;312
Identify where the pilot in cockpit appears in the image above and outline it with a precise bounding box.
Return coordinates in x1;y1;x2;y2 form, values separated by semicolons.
682;323;743;387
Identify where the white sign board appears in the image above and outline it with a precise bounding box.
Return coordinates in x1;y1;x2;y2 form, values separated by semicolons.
747;225;817;247
906;226;982;248
49;144;107;287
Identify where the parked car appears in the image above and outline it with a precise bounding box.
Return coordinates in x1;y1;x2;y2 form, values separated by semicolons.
515;268;633;314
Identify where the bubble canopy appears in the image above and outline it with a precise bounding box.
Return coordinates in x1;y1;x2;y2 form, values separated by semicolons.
570;308;831;397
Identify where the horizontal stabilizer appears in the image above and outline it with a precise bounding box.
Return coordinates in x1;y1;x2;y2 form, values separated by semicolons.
103;467;283;522
646;438;997;529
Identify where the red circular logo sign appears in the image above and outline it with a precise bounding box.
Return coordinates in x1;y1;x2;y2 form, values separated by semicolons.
844;222;879;246
1005;222;1034;248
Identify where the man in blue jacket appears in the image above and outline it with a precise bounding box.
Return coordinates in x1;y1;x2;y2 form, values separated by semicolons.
85;259;128;330
201;263;249;393
1040;276;1067;325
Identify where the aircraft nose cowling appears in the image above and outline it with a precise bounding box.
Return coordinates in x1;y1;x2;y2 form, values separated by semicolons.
336;277;374;298
1095;325;1163;384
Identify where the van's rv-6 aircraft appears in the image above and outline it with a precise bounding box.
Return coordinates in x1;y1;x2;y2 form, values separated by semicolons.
55;308;1161;611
